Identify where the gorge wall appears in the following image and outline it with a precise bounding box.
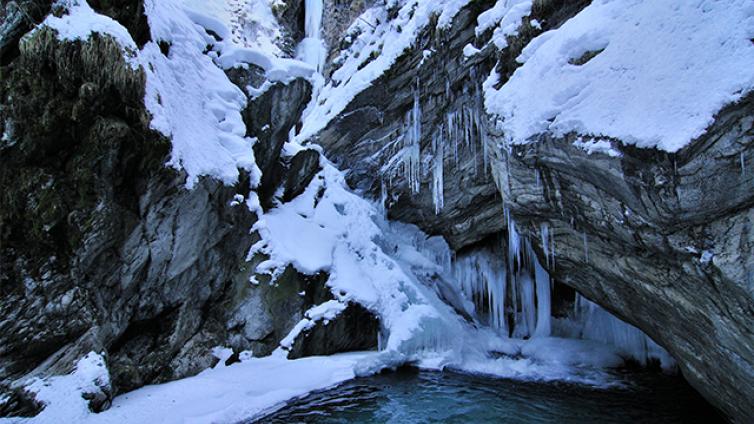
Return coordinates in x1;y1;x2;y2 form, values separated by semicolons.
0;0;752;423
309;0;754;422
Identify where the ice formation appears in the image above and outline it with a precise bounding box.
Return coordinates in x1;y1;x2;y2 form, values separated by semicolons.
381;75;489;213
296;0;327;72
573;295;676;370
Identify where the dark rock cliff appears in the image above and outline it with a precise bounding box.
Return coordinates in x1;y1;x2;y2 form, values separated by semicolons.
0;5;326;414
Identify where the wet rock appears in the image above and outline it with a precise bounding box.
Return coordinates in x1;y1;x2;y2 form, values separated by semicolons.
224;264;332;357
288;302;379;359
239;77;312;207
283;148;322;202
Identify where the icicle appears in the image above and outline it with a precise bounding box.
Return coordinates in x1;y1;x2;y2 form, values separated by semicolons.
432;131;445;214
380;178;388;218
452;249;507;334
507;215;521;272
533;254;551;337
402;82;422;194
575;294;676;370
741;151;746;176
582;232;589;263
447;111;459;166
514;273;536;338
550;230;556;270
540;223;549;267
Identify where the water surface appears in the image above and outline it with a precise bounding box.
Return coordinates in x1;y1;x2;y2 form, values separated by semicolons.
258;368;723;423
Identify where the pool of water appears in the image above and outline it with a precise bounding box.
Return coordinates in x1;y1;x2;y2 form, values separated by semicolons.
257;368;723;423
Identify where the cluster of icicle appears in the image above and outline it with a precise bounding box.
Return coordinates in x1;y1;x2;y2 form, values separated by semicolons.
573;294;676;370
452;216;551;339
384;71;489;216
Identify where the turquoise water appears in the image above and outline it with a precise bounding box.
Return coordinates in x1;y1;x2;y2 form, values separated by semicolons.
258;368;723;423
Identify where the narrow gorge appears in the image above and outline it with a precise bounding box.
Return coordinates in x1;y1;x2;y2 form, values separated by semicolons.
0;0;752;423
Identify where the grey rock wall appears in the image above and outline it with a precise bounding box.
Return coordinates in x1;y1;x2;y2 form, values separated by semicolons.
309;0;753;421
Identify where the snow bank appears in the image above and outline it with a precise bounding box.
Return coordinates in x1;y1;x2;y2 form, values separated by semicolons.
141;0;259;189
184;0;283;57
4;353;382;424
476;0;532;50
7;352;111;424
295;0;473;142
39;0;313;189
251;158;466;356
484;0;754;152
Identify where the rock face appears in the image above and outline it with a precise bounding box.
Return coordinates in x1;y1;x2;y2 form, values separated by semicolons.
0;7;323;414
288;302;379;359
489;95;754;423
311;0;753;422
316;2;505;250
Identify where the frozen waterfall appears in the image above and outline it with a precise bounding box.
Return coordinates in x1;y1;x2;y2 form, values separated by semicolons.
297;0;327;72
451;218;552;339
574;294;676;370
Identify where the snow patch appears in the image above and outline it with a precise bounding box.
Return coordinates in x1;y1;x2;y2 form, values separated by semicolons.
485;0;754;151
36;0;138;66
12;352;110;424
295;0;473;142
476;0;533;50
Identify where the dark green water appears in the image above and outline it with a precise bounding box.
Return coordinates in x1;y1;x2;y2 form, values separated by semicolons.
258;368;724;423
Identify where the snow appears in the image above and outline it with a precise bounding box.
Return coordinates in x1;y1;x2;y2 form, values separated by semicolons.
573;137;622;157
278;300;348;351
36;0;138;65
476;0;532;50
295;0;473;142
251;160;465;357
5;352;383;424
41;0;314;189
140;3;259;188
296;0;327;72
484;0;754;151
5;159;677;422
7;352;111;424
14;1;700;421
463;43;480;58
141;0;309;188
